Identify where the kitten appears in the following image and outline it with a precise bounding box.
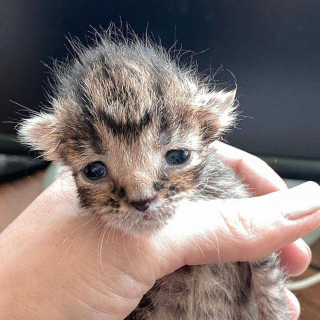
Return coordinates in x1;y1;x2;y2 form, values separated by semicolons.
19;28;291;320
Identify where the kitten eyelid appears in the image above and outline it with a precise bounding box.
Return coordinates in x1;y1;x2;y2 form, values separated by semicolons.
164;147;198;153
81;171;110;184
80;160;107;171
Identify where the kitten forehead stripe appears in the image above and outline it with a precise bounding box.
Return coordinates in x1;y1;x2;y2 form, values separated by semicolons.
97;110;152;141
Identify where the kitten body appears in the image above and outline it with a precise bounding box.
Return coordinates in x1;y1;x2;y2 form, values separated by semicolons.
19;28;290;319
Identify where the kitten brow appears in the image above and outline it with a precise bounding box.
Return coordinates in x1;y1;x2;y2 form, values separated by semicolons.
97;110;152;141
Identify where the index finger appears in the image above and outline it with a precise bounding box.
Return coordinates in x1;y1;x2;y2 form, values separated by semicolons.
214;141;287;196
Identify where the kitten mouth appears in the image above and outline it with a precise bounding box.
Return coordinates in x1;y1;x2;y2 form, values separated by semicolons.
129;203;171;230
114;200;176;234
131;207;158;221
142;211;152;220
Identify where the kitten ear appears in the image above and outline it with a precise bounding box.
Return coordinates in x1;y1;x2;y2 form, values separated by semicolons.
18;113;61;161
196;89;237;143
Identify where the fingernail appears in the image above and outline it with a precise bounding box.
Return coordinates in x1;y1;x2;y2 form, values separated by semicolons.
274;182;320;219
296;238;312;262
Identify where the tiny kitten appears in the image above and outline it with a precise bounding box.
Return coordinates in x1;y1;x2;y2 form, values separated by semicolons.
19;28;291;320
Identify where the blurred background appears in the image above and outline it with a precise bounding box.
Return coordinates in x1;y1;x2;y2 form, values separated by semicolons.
1;0;320;181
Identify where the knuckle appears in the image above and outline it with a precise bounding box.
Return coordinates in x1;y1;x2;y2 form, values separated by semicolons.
268;197;286;219
255;156;269;168
219;202;254;241
305;181;320;191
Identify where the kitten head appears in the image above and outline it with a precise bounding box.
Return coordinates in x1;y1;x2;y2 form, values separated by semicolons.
19;29;237;234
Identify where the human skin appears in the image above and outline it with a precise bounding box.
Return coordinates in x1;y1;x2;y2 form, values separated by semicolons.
0;142;319;320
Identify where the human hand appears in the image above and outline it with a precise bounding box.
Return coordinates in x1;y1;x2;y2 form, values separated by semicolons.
0;143;319;320
213;141;314;319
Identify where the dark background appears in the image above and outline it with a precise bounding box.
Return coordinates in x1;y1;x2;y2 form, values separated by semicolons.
1;0;320;159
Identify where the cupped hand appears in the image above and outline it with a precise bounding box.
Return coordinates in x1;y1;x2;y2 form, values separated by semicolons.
0;143;319;320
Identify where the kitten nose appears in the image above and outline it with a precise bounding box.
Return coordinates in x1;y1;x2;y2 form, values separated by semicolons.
130;197;154;212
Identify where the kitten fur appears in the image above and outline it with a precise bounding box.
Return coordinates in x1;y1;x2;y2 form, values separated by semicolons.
19;26;291;319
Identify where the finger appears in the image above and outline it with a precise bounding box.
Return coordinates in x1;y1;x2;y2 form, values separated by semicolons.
284;288;300;320
215;139;311;275
280;239;311;276
160;182;320;271
214;141;287;195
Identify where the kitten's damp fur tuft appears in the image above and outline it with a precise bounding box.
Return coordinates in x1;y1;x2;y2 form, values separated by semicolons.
19;25;291;320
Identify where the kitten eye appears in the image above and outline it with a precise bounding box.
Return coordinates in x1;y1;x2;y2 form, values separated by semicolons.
83;161;107;180
165;150;190;166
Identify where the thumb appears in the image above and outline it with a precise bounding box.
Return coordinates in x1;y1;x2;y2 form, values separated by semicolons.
157;182;320;275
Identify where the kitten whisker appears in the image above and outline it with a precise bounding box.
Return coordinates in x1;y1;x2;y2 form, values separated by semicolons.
123;237;134;268
55;217;94;270
62;216;95;245
79;217;106;253
98;222;111;279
